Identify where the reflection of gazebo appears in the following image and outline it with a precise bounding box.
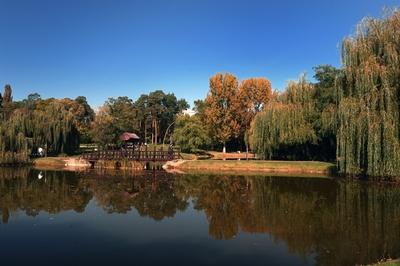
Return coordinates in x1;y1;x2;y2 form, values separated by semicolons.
120;132;140;149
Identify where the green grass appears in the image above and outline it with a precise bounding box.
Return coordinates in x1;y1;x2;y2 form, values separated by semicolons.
178;159;336;175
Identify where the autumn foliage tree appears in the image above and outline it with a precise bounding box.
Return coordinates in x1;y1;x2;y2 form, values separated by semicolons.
202;74;272;153
238;78;272;152
204;73;240;153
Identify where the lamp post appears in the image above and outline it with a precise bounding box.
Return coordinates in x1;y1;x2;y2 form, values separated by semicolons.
162;121;175;148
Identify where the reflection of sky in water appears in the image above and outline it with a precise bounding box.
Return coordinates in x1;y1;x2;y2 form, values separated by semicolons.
1;198;308;266
2;169;400;266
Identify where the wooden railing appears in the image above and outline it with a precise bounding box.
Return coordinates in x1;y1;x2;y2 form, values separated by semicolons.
81;148;181;162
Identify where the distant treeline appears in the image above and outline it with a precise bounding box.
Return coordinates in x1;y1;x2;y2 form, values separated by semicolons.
0;86;188;164
91;91;189;147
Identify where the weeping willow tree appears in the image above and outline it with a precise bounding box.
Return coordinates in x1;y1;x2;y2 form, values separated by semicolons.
337;9;400;177
29;101;79;155
250;75;318;159
0;100;80;164
0;125;29;165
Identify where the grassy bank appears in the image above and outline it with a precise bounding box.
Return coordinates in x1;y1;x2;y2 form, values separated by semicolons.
33;157;67;168
173;160;336;175
33;155;336;176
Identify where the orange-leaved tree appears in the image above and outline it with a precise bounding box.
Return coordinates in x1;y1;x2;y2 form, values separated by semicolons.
204;73;240;153
237;78;272;153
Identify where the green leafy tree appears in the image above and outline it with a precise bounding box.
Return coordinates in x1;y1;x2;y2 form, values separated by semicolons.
90;105;115;147
336;10;400;177
313;65;341;160
193;99;206;121
22;93;42;110
74;96;95;143
106;96;136;135
134;90;188;145
313;65;340;112
133;94;151;143
250;75;318;160
237;77;272;153
89;90;188;147
173;114;211;152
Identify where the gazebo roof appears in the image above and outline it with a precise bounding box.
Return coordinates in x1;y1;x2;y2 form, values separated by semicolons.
120;132;140;141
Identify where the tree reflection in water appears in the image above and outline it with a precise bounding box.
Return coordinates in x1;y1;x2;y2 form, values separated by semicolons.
0;168;91;223
1;168;400;265
80;172;188;220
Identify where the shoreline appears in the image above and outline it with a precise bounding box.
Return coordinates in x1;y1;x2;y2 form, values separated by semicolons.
6;157;400;181
33;157;90;171
31;156;337;176
163;159;336;176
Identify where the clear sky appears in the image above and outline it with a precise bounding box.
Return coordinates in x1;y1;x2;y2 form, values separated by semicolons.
0;0;398;107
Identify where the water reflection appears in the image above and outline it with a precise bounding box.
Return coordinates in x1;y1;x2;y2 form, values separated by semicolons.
0;168;91;222
1;168;400;265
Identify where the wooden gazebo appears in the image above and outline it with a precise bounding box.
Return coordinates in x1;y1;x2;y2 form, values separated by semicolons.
120;132;140;149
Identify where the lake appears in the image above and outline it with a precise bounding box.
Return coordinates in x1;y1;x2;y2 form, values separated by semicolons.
1;168;400;266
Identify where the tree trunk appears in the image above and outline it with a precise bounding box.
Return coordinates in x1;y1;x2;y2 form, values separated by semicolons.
155;120;158;145
223;143;226;160
151;119;155;145
144;120;147;144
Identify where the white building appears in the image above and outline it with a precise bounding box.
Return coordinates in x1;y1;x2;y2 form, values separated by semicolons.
182;109;197;117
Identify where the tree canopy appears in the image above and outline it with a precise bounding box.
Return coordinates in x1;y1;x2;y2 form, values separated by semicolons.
249;10;400;177
250;75;318;160
173;114;210;153
0;86;94;163
204;73;240;152
90;90;188;147
336;9;400;177
203;73;272;152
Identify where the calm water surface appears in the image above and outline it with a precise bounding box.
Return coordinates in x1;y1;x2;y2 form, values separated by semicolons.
1;168;400;266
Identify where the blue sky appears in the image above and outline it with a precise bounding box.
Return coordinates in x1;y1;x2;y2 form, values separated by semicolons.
0;0;398;107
